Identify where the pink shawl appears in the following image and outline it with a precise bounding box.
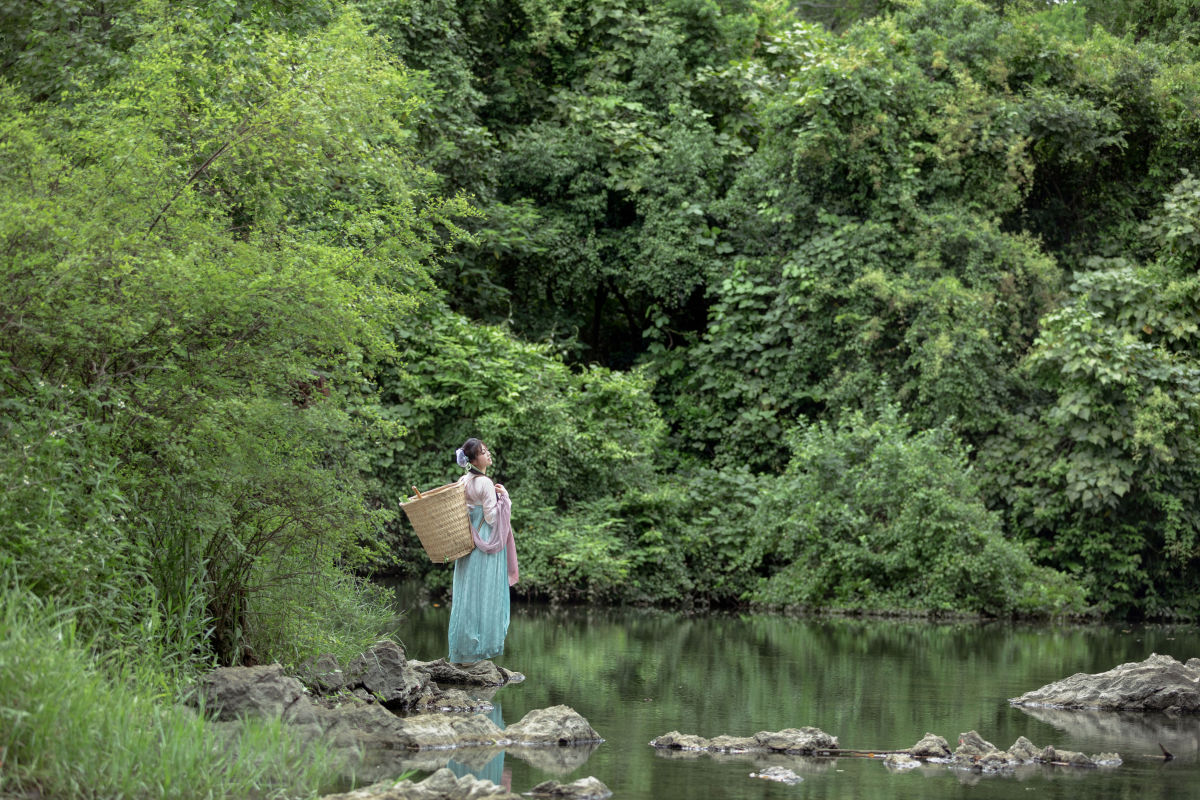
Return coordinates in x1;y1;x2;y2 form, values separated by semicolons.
469;491;519;586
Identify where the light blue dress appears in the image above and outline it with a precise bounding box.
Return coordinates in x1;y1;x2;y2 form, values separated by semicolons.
447;502;510;664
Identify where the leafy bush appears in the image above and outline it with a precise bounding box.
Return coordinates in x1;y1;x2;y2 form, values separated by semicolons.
0;8;466;663
746;403;1085;616
367;293;667;577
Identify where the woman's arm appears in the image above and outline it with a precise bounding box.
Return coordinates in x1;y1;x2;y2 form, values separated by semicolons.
469;474;499;525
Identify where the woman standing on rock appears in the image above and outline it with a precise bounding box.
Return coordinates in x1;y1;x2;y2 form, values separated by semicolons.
448;438;519;666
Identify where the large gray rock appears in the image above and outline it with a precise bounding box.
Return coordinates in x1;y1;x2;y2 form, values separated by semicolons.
193;664;308;721
506;705;604;745
298;653;346;693
347;641;428;709
326;704;601;750
1009;653;1200;712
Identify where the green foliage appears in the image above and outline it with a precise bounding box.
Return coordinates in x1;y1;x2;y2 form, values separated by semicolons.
367;292;667;581
359;0;1200;617
0;587;350;799
0;5;467;662
512;466;770;606
360;0;782;361
984;226;1200;617
748;403;1084;616
1075;0;1200;43
0;380;147;648
8;0;1200;636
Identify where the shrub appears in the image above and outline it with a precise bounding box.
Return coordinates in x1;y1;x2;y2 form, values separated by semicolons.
747;402;1085;616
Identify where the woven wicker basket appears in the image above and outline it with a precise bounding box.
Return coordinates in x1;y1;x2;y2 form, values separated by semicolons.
400;481;474;563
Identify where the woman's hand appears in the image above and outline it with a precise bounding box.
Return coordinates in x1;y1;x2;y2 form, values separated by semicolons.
495;483;508;497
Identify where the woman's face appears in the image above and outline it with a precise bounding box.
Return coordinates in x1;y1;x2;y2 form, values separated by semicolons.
471;444;492;471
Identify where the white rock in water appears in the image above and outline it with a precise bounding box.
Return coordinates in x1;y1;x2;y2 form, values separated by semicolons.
749;766;803;785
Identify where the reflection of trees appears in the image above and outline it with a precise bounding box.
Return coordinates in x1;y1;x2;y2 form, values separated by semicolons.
1015;706;1200;758
391;595;1200;796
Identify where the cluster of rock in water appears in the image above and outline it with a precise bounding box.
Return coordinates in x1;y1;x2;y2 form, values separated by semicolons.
189;641;610;800
187;646;1200;797
649;726;1119;784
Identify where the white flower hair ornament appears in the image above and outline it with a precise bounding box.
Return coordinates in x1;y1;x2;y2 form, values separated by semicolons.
455;448;470;469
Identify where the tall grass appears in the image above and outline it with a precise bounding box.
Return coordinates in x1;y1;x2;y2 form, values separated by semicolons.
0;589;353;799
245;561;402;669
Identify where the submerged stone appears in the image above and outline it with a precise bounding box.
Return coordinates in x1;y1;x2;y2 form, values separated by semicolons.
1006;736;1040;763
945;732;1121;772
649;731;711;751
754;727;839;752
525;776;612;799
954;730;1001;759
319;767;519;799
749;766;803;784
650;727;838;754
908;733;952;759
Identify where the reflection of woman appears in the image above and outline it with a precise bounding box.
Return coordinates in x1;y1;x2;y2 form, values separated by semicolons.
448;438;519;665
447;702;508;789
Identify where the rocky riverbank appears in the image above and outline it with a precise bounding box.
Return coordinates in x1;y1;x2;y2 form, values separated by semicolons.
186;640;606;799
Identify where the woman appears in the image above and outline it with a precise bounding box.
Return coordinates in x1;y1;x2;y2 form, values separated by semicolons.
447;438;519;666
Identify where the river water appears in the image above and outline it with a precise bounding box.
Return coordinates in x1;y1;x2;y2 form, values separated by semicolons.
387;587;1199;800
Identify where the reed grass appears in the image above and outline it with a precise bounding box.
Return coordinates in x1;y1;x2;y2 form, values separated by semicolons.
0;589;352;799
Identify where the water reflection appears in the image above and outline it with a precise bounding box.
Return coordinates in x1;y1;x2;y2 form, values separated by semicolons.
388;585;1200;800
1014;705;1200;759
653;748;835;775
448;704;509;788
354;693;602;786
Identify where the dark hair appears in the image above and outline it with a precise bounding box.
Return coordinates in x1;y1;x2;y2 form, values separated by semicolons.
461;437;485;463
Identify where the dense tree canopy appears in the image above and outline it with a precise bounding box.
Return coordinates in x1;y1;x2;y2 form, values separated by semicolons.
4;0;1200;685
366;0;1200;618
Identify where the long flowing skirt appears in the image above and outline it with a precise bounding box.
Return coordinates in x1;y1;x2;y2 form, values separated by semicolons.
447;505;510;664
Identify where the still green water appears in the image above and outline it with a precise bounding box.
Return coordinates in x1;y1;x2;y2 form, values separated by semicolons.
388;586;1200;800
